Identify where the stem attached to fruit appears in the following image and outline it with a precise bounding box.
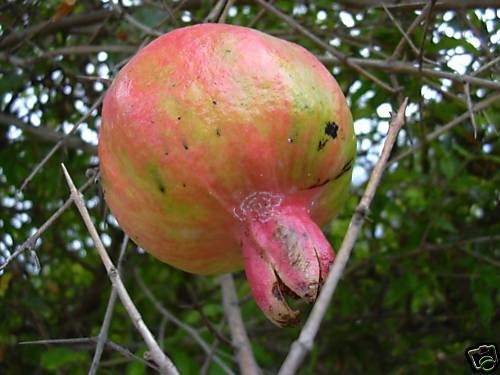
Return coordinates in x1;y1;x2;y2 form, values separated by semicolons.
241;201;334;327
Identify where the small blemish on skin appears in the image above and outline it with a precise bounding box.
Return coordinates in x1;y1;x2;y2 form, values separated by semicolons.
182;183;186;188
317;139;328;151
325;121;338;139
334;158;353;180
183;143;189;150
216;128;221;136
212;100;217;105
177;116;181;120
287;138;294;143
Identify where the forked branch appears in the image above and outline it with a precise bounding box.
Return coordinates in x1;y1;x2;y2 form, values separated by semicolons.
61;164;179;375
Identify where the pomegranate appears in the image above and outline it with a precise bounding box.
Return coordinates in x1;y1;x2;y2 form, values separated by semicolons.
99;24;355;326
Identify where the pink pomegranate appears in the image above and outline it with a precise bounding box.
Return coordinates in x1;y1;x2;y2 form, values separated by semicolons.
99;24;355;326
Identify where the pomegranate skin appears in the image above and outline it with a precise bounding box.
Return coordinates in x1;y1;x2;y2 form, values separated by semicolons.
99;24;355;325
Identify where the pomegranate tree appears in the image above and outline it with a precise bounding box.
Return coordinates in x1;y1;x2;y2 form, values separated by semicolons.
99;24;355;326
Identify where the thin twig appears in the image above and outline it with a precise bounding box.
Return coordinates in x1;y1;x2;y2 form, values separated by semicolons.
317;56;500;91
204;0;228;23
61;164;179;375
0;113;96;152
89;235;130;375
278;98;408;375
416;0;436;73
472;56;500;77
253;0;396;93
0;171;98;273
19;337;158;371
220;274;260;375
20;93;104;191
134;270;235;375
464;83;478;139
383;4;417;54
391;92;500;164
247;0;276;28
122;12;164;36
391;1;434;60
218;0;236;23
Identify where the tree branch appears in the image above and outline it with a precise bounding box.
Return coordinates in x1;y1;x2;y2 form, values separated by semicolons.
391;92;500;164
329;0;500;10
0;112;96;153
220;274;260;375
278;98;408;375
253;0;396;93
0;10;119;50
61;164;179;375
19;337;158;371
20;93;104;191
89;235;129;375
318;56;500;91
0;171;98;273
134;270;235;375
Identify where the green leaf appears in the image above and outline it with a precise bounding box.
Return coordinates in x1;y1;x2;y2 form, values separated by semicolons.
40;347;89;371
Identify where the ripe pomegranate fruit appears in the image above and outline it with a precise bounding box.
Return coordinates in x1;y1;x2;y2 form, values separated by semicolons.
99;24;355;326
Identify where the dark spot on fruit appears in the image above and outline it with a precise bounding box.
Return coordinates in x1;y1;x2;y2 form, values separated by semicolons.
216;128;221;136
150;168;166;194
287;138;294;143
177;116;181;120
212;100;217;105
164;151;169;156
307;178;331;189
182;183;186;188
171;83;176;87
317;138;328;151
334;158;353;180
325;121;338;139
183;143;189;150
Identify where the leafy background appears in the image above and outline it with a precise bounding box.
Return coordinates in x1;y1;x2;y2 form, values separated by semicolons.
0;0;499;374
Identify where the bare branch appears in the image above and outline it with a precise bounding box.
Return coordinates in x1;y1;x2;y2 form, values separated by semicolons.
331;0;500;10
134;270;235;375
318;56;500;91
0;112;96;153
40;44;137;59
464;83;478;139
0;171;98;273
0;10;119;50
253;0;396;93
391;92;500;164
20;93;104;191
218;0;237;23
19;337;158;371
220;274;260;375
61;164;179;375
391;1;438;60
278;98;408;375
89;235;130;375
204;0;229;23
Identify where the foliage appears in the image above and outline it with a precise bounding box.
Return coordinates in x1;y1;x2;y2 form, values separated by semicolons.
0;0;498;374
